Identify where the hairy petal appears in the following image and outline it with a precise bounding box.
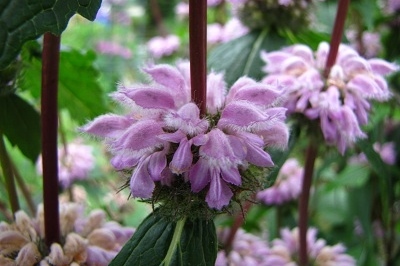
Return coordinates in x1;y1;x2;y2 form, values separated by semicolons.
80;114;133;138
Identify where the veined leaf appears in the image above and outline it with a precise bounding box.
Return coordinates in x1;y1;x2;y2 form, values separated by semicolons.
110;212;217;266
0;0;102;69
19;48;108;123
0;93;40;162
208;30;287;87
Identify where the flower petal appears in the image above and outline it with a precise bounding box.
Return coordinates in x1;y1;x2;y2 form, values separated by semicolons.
206;173;233;210
80;114;133;138
130;160;155;198
189;159;211;192
169;138;193;174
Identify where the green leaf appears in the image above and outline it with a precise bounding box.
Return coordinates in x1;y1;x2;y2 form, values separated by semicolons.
110;212;217;266
19;48;108;123
324;164;370;191
0;0;102;69
0;93;40;162
208;30;287;87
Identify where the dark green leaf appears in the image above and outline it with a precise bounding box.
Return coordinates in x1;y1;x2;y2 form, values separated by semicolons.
0;0;102;69
208;30;287;87
110;212;217;266
19;48;108;123
0;94;40;162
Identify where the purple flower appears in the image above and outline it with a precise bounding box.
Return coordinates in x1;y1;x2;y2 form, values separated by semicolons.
96;40;132;59
82;62;289;210
216;228;270;266
257;158;303;205
147;35;180;59
261;42;398;153
266;227;356;266
36;140;95;188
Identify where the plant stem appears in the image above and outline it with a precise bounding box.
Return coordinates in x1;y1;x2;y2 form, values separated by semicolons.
224;199;253;253
189;0;207;116
163;217;187;266
149;0;168;37
0;132;20;215
324;0;350;78
298;142;318;266
10;159;36;216
41;32;61;246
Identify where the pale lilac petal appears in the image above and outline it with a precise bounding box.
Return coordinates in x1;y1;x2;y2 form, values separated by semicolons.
192;133;209;146
221;166;241;186
158;130;186;143
286;44;314;64
169;138;193;174
226;76;258;104
147;150;167;180
164;103;209;135
123;88;176;110
368;59;398;75
258;122;289;149
130;159;154;198
144;64;186;91
81;114;133;138
207;72;227;114
110;153;140;170
229;84;283;107
189;159;211;192
143;64;189;106
113;120;164;151
347;75;380;97
218;101;267;130
206;173;233;210
260;51;291;74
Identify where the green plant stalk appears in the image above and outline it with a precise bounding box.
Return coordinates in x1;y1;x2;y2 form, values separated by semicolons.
41;32;61;246
10;159;36;216
0;132;20;215
162;217;187;266
298;141;317;266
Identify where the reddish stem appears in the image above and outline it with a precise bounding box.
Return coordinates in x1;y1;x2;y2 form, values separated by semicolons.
224;199;253;253
189;0;207;116
324;0;350;78
298;142;318;266
41;32;61;246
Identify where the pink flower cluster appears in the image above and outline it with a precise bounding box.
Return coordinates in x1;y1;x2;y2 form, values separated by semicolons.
36;140;96;188
266;227;356;265
82;62;289;210
257;158;303;205
216;228;270;265
96;40;132;59
147;35;180;59
261;42;398;154
215;227;355;265
207;18;249;44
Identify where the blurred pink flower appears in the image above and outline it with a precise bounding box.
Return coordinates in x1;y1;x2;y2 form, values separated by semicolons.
257;158;303;205
147;35;180;59
350;141;397;165
36;140;95;188
96;40;132;59
346;30;382;58
207;18;249;44
266;227;356;266
216;228;270;265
